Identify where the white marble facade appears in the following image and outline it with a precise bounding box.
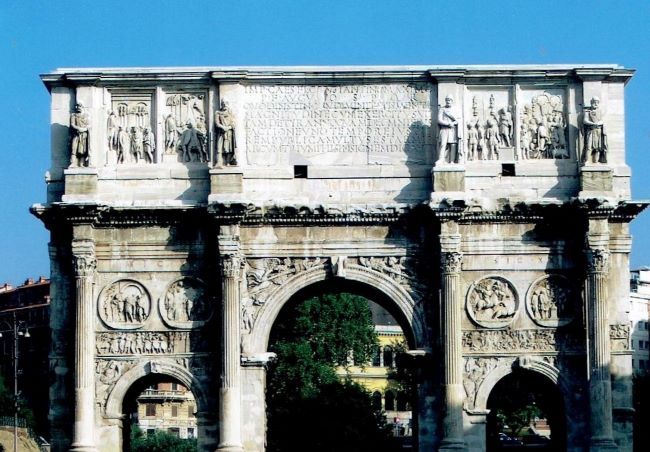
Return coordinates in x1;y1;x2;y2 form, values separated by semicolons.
33;65;645;451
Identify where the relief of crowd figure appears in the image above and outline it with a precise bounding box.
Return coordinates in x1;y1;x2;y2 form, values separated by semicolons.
520;93;568;160
164;279;209;323
107;102;155;164
101;282;149;326
96;332;176;355
164;94;209;163
468;278;517;325
528;276;573;326
466;95;513;161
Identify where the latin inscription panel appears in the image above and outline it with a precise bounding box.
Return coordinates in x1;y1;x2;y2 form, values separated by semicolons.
244;84;434;166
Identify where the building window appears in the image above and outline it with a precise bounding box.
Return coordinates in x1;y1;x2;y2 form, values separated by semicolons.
147;429;155;436
385;391;395;411
171;382;179;391
145;404;156;417
372;391;382;411
168;428;180;437
641;360;646;370
372;346;381;367
383;346;394;368
187;428;195;438
188;404;195;417
171;404;178;418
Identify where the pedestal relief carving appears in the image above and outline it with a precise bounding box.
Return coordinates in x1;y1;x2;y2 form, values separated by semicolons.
160;278;213;329
98;280;150;329
70;102;91;167
526;275;576;327
465;91;513;161
108;92;154;164
520;91;568;160
466;276;518;328
581;97;607;164
164;93;208;162
462;329;583;353
610;324;631;352
96;331;189;355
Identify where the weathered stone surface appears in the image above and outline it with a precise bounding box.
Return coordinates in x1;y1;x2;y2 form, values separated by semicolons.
33;65;646;452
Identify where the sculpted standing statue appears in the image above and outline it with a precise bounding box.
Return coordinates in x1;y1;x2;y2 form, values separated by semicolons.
582;97;608;164
70;102;91;167
214;100;237;166
436;95;460;164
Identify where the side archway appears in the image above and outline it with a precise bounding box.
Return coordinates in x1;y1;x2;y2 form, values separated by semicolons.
248;263;428;353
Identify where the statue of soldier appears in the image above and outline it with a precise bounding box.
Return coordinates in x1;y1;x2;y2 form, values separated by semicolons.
215;100;237;166
582;97;608;164
70;102;91;167
436;95;460;164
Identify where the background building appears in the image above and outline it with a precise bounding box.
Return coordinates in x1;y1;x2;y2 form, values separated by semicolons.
630;269;650;372
134;381;197;439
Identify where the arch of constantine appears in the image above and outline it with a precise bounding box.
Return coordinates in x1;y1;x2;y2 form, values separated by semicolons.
33;65;646;451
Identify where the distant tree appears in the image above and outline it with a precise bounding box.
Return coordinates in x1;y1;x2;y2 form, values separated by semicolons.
130;426;197;452
0;371;35;429
267;292;394;452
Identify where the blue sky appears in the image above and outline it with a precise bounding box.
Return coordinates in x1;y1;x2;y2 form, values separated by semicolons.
1;0;649;284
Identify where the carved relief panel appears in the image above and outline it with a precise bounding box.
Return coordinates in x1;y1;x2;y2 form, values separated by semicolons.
163;92;209;163
519;89;568;160
108;91;155;164
464;89;514;161
160;277;213;329
525;275;576;327
96;331;190;355
466;276;518;328
98;280;151;329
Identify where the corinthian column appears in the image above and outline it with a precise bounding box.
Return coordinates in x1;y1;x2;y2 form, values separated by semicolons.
70;239;97;452
440;246;465;450
218;254;244;452
586;248;617;450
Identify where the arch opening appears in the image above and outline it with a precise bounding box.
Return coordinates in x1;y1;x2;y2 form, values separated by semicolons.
486;368;566;451
121;373;199;452
265;282;417;451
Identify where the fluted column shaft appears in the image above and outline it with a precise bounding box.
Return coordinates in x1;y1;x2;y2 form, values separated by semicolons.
586;249;617;450
218;254;244;452
70;240;97;452
440;250;465;450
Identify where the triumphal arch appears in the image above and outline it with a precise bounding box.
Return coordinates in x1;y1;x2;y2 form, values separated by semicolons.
34;65;645;451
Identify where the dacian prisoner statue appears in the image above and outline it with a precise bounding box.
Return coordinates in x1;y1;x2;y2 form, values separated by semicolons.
436;95;460;164
69;102;91;167
582;96;608;164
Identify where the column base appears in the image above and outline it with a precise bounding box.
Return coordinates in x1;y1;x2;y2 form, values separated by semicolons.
590;437;618;451
439;438;465;450
216;445;244;452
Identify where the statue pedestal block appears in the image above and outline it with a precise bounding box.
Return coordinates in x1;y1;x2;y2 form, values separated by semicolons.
209;168;243;196
62;167;98;201
432;165;465;194
580;165;612;196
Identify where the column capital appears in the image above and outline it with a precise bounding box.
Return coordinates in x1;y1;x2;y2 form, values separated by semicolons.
71;239;96;277
441;251;463;274
587;248;610;274
221;255;245;279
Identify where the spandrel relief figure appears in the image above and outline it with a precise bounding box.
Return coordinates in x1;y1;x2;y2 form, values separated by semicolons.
582;96;607;164
99;280;150;329
520;92;568;160
70;102;91;167
466;277;518;328
215;100;237;166
436;95;461;164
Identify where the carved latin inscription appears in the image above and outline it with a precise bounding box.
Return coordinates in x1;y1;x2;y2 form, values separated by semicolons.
244;84;433;165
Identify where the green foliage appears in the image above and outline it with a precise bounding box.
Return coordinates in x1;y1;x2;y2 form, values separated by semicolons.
130;425;197;452
0;371;36;429
267;292;393;452
386;339;416;401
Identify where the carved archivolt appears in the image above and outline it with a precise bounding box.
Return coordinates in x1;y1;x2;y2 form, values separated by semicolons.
98;280;151;329
466;276;518;328
160;277;213;329
525;275;576;327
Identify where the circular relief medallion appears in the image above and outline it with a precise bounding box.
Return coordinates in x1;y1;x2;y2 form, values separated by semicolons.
526;275;576;327
160;277;212;328
98;280;150;329
466;276;519;328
